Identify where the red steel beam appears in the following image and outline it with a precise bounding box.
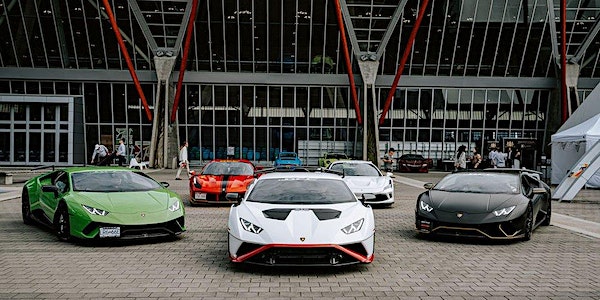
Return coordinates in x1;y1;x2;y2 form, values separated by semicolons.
101;0;152;121
560;0;568;123
334;0;362;125
379;0;430;125
171;0;199;122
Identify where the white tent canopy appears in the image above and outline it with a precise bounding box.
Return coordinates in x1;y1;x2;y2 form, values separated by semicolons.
551;113;600;186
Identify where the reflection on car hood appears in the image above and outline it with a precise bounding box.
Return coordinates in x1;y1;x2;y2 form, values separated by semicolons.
75;191;170;213
344;176;388;191
428;190;522;213
195;174;254;193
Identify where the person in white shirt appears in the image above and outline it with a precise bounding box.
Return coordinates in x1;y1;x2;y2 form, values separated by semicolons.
454;145;467;170
116;138;127;167
175;141;190;180
91;144;109;165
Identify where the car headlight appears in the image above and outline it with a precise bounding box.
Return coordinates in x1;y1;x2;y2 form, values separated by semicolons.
386;180;393;190
240;218;263;234
493;206;516;216
341;218;364;234
420;200;433;213
82;204;109;216
168;201;181;212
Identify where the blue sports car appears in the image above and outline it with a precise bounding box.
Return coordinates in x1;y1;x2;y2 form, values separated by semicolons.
273;152;302;167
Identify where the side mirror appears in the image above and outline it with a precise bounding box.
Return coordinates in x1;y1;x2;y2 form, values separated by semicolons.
42;185;58;193
42;185;59;197
189;170;196;176
423;183;434;189
160;182;170;188
532;187;546;194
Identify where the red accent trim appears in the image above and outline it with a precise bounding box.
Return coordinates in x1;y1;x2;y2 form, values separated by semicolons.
333;0;362;125
101;0;152;121
231;243;372;263
560;0;568;123
171;0;199;122
379;0;431;125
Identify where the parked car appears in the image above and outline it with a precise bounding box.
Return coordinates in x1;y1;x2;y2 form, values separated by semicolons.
397;154;433;173
415;169;551;241
227;169;375;266
318;152;350;168
273;151;302;167
21;167;185;241
328;160;394;207
189;159;256;205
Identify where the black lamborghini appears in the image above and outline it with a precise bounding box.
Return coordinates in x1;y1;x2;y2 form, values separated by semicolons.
415;169;551;241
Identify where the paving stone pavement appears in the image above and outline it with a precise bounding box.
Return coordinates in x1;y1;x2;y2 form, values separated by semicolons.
0;167;599;299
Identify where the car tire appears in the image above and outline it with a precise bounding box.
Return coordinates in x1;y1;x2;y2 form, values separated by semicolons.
523;204;533;241
541;199;551;226
21;187;33;225
55;204;71;242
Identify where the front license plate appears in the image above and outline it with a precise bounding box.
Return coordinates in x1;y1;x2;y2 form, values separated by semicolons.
99;227;121;238
195;192;207;200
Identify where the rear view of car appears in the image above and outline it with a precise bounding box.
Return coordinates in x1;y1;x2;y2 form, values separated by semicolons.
228;171;375;266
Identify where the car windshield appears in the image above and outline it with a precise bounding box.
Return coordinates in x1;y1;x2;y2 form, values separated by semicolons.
246;178;356;204
326;153;348;159
202;162;253;175
72;171;162;192
279;153;297;159
433;173;519;194
330;163;381;176
400;154;424;160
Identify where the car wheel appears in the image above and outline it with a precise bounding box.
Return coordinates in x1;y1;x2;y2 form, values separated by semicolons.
541;199;551;226
21;187;33;225
55;204;71;242
523;204;533;241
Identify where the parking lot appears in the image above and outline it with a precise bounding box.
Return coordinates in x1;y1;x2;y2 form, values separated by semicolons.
1;168;599;299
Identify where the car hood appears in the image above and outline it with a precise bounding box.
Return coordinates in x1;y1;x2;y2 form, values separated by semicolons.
233;201;374;244
427;190;523;213
344;176;389;192
74;190;171;213
194;174;254;193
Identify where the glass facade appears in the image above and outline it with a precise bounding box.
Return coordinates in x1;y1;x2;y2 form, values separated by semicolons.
0;0;599;166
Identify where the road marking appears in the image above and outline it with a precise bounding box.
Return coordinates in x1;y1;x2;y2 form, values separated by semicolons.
552;213;600;239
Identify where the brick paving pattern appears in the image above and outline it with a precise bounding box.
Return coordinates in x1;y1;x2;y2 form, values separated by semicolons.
0;168;599;299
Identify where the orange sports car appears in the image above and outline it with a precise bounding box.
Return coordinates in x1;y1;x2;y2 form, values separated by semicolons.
189;159;257;205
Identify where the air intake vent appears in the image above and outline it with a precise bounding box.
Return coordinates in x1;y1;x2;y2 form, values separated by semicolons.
263;209;292;220
311;209;341;220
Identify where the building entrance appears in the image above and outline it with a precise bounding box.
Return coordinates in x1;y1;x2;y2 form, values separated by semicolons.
0;96;84;166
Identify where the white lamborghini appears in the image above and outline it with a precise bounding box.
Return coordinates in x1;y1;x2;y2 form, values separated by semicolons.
227;171;375;266
328;160;395;207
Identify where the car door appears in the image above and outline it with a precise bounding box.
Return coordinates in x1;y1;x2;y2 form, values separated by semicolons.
521;174;544;223
40;171;70;218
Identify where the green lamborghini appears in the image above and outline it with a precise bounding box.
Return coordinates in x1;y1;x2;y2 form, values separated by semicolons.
22;167;185;241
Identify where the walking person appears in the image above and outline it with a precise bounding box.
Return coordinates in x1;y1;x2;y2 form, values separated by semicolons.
116;138;127;167
454;145;467;170
90;143;109;166
175;141;190;180
382;148;395;172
